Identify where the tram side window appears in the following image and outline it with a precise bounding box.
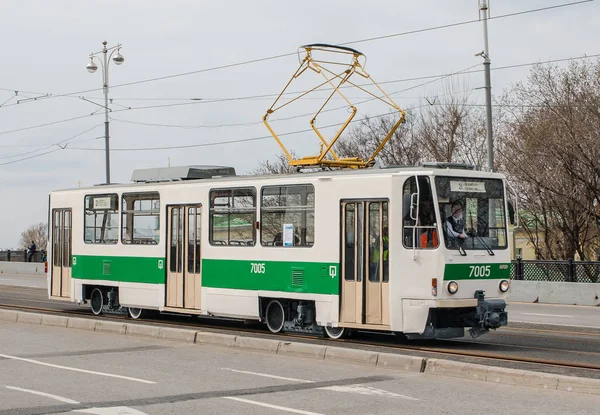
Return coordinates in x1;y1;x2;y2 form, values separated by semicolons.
209;188;256;246
261;184;314;247
84;194;119;244
121;192;160;245
402;176;439;249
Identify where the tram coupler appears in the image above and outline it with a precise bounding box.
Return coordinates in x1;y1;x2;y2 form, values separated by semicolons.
468;290;508;339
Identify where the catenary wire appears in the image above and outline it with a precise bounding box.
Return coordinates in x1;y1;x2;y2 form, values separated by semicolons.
0;0;592;106
0;51;598;139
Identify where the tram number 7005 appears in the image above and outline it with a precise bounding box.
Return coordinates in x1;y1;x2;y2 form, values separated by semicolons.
250;263;266;274
469;265;491;278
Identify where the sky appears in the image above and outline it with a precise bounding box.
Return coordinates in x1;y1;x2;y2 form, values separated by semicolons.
0;0;597;249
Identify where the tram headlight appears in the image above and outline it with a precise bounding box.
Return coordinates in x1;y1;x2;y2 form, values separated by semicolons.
499;280;510;293
447;281;459;295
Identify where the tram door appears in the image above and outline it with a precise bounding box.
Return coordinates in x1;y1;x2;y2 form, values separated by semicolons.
340;201;389;326
166;205;202;310
51;209;72;298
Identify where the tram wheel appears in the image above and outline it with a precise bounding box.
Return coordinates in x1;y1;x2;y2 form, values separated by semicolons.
127;307;144;319
90;288;104;316
324;326;347;339
265;300;285;334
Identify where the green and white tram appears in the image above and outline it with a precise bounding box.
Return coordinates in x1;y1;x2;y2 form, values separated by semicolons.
48;163;510;339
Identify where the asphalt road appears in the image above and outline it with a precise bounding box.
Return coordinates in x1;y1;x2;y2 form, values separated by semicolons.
1;274;600;381
1;320;599;415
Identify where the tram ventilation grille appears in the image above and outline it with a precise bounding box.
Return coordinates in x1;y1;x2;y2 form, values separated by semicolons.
291;269;304;287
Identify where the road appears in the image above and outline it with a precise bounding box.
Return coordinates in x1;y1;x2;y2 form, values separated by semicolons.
0;274;46;289
508;302;600;328
1;273;600;381
0;320;599;415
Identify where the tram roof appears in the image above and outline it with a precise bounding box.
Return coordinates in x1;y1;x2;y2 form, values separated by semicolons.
51;163;506;193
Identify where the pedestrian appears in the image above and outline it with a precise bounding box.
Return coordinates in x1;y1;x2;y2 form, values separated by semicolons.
27;240;37;262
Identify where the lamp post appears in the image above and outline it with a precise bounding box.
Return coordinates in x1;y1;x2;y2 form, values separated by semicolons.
86;41;124;184
477;0;493;172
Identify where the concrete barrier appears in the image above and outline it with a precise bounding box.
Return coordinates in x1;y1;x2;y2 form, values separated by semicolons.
278;341;327;360
157;327;197;343
4;311;600;396
40;315;68;328
324;346;379;366
95;321;128;335
235;336;281;354
0;262;46;276
509;281;600;306
16;312;42;325
196;331;237;348
0;309;18;322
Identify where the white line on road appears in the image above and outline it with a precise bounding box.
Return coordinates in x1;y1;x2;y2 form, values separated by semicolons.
321;385;419;400
519;313;574;318
0;353;156;384
74;407;149;414
222;368;314;383
221;368;418;400
5;386;80;404
224;397;325;415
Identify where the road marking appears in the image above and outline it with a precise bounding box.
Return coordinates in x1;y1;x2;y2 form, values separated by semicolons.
224;397;324;415
222;368;314;383
520;313;574;318
0;353;156;384
320;385;419;400
5;386;80;404
222;368;417;400
74;407;148;414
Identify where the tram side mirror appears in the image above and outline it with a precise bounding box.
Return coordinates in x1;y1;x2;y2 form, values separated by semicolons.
402;193;413;222
404;193;418;221
507;201;515;225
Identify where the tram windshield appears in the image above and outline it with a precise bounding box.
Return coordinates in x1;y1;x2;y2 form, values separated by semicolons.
435;176;507;251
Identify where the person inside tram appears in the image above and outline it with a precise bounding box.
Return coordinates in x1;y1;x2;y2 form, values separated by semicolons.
418;200;438;248
445;201;468;247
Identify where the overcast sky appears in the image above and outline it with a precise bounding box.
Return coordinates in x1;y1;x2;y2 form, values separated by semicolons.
0;0;597;249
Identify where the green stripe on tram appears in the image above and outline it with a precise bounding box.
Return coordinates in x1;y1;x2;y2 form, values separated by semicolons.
72;255;340;295
72;255;165;284
444;263;511;281
202;259;339;295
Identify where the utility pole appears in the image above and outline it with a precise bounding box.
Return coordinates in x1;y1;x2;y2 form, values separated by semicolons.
478;0;494;172
86;41;125;184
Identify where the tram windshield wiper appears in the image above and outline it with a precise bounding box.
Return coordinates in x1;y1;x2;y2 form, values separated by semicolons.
468;212;494;256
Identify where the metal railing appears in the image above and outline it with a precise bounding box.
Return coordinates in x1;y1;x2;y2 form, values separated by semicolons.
0;250;45;263
511;258;600;283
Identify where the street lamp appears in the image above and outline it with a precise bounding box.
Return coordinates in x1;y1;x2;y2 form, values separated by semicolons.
477;0;493;172
86;41;125;184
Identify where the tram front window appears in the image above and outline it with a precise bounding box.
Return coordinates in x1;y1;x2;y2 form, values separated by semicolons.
435;177;507;251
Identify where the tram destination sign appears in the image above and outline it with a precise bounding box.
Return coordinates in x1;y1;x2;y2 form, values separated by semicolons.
450;181;486;193
93;196;113;210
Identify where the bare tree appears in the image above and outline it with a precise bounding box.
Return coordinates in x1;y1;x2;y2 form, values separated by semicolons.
253;151;299;175
19;222;48;251
335;108;422;167
418;85;487;168
500;60;600;260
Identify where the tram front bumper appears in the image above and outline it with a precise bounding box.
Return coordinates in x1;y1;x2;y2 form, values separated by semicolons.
469;289;508;338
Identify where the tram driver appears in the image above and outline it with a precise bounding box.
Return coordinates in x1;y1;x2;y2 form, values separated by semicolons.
445;201;468;247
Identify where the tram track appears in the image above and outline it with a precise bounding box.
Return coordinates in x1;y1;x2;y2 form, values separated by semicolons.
1;299;600;379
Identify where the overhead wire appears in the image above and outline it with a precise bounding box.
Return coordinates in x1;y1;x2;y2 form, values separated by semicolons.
0;124;103;161
1;51;598;139
68;103;433;152
0;0;592;108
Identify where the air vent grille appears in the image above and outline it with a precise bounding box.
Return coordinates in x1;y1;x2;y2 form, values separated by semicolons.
291;269;304;287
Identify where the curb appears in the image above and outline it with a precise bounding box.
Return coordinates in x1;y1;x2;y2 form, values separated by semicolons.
2;309;600;396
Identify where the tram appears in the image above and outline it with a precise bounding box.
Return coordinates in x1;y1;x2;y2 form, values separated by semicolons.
47;163;510;339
